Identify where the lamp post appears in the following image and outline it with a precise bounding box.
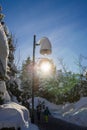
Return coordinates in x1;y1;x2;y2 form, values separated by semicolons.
31;35;36;123
31;35;52;123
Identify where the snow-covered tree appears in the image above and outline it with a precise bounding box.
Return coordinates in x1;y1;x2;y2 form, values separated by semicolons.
19;57;33;98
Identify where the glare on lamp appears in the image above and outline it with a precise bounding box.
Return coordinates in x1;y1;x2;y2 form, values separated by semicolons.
38;58;52;73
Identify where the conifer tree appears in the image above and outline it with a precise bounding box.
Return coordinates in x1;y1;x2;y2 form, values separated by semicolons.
20;57;33;99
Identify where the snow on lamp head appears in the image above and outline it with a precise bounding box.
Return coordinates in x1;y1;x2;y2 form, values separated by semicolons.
39;37;52;55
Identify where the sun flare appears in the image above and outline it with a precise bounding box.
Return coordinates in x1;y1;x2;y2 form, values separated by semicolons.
40;61;51;73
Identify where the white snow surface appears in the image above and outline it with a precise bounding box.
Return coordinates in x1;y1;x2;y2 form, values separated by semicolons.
0;102;30;129
0;81;11;102
29;96;87;127
1;96;87;130
29;97;59;110
0;23;9;73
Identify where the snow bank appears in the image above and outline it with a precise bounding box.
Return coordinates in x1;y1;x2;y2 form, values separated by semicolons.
29;96;61;111
30;96;87;127
29;123;40;130
52;97;87;127
0;23;9;75
0;81;11;102
0;102;30;129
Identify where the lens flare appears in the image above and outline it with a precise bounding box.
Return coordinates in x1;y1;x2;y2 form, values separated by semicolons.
40;61;51;73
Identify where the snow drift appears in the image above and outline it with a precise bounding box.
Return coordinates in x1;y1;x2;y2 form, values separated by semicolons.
29;96;87;127
0;102;30;129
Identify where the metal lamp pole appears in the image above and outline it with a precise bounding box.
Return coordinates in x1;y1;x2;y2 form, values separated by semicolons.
31;35;36;123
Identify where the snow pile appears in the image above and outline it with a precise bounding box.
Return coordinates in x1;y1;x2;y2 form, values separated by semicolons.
0;22;9;75
1;96;87;129
61;97;87;126
30;96;87;127
0;102;30;130
75;97;87;110
29;123;40;130
29;96;61;111
0;81;11;102
51;97;87;127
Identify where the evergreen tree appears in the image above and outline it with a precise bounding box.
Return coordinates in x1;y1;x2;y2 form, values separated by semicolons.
20;57;33;98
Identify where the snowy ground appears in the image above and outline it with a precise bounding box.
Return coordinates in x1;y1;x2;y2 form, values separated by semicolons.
0;102;39;130
29;96;87;127
1;96;87;130
51;97;87;127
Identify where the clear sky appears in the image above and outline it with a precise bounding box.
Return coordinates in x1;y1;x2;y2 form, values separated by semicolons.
0;0;87;73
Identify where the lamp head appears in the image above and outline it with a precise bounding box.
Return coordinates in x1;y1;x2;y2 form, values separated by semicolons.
39;37;52;55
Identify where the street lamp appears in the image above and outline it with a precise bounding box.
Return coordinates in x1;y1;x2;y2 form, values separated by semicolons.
31;35;52;123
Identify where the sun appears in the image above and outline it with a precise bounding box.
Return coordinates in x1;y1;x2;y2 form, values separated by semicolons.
40;61;51;73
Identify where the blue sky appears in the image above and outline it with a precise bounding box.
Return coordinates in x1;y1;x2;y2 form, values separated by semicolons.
0;0;87;73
